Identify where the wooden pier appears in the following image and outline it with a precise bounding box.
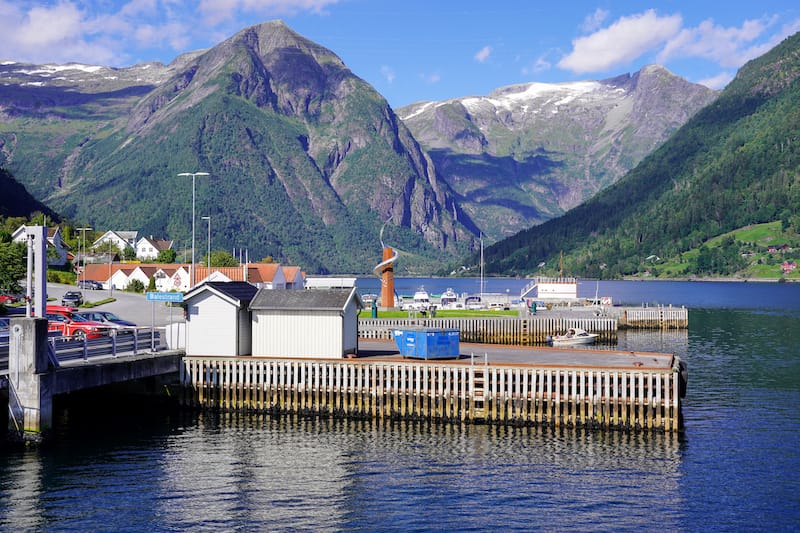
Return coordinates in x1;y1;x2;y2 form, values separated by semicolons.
180;343;685;432
617;306;688;329
359;316;619;344
358;306;688;345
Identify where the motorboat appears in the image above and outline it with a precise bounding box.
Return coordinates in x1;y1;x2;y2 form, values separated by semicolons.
440;288;458;308
411;287;431;311
548;327;598;346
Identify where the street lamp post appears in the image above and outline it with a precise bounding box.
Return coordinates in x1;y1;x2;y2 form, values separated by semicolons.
202;216;211;273
177;172;209;287
77;227;92;285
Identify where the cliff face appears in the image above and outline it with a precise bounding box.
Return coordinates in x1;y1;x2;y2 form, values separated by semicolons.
398;65;719;240
0;20;473;274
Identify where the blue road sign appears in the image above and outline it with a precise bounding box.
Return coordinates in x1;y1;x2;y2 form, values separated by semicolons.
146;291;184;303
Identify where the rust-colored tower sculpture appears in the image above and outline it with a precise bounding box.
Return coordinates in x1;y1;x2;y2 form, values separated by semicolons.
373;221;398;309
379;246;395;308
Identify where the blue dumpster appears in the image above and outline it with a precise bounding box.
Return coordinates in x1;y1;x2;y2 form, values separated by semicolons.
392;328;460;359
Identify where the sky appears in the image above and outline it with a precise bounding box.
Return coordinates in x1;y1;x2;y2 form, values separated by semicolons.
3;1;800;108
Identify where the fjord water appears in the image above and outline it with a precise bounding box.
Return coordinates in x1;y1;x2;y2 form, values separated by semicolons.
2;281;799;531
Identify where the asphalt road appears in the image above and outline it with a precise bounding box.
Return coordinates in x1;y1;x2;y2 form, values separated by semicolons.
39;283;182;327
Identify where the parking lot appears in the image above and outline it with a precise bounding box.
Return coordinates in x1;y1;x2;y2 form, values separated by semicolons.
27;284;182;328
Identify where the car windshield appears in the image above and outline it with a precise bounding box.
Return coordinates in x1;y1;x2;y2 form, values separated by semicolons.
71;313;93;322
101;312;122;320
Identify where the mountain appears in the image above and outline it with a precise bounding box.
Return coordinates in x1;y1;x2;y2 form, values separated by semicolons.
398;66;718;242
0;21;473;274
480;32;800;279
0;20;720;275
0;168;59;220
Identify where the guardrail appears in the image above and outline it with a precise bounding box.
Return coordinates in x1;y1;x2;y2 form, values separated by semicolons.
1;328;164;370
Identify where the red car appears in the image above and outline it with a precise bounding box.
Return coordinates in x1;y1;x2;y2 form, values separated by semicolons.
46;306;108;340
0;294;17;305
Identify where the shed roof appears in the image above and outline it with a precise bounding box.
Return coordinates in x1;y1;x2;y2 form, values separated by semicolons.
185;281;259;307
250;288;362;311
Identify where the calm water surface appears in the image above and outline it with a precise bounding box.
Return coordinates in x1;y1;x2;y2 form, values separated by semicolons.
2;280;799;532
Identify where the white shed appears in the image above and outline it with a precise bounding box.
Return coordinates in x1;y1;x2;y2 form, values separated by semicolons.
184;281;259;356
250;288;363;358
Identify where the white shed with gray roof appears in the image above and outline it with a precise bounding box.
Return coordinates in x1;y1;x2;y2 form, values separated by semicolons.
249;288;363;358
183;281;259;356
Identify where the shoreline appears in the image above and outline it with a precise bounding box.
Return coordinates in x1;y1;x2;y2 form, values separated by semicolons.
620;276;798;283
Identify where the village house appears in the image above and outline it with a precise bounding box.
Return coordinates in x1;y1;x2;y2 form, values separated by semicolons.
135;236;174;260
93;230;138;253
83;262;301;292
12;225;70;266
282;265;305;289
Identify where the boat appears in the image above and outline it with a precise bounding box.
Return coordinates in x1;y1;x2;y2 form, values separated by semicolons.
548;327;599;346
402;286;430;311
440;288;458;308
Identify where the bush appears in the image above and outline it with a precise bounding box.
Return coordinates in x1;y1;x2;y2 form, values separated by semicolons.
126;279;145;293
46;270;75;284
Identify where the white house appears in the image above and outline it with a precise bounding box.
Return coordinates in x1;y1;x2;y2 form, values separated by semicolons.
168;266;191;291
93;230;137;252
183;282;259;356
12;225;70;266
282;266;304;289
249;288;363;358
521;277;579;302
135;236;174;260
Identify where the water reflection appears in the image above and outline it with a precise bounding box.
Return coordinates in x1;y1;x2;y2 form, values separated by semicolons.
2;284;799;530
0;451;44;531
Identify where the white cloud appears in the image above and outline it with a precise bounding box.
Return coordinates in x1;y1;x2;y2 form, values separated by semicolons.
420;72;441;84
580;8;608;33
658;17;771;67
657;15;800;70
558;10;683;73
697;71;733;89
380;65;395;83
13;2;85;48
0;0;344;67
521;54;552;76
474;45;492;63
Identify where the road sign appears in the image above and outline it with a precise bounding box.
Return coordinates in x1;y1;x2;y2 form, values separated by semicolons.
146;291;184;303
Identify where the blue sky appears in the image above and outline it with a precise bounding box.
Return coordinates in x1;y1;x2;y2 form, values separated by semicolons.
3;1;800;108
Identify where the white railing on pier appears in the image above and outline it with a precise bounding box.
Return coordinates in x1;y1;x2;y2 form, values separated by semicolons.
358;316;618;344
180;356;684;432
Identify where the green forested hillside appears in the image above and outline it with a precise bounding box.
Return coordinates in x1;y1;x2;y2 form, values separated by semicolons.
0;168;59;221
0;22;471;275
479;32;800;279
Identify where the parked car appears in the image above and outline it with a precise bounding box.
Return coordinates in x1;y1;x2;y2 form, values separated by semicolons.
0;294;18;305
61;291;84;307
77;311;137;333
45;307;107;340
77;280;103;290
0;317;9;341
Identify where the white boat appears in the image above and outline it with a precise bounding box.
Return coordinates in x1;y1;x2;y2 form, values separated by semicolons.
548;327;599;346
410;287;431;311
440;288;458;308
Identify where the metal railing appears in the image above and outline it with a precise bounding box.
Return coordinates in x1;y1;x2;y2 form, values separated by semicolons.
0;328;165;370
